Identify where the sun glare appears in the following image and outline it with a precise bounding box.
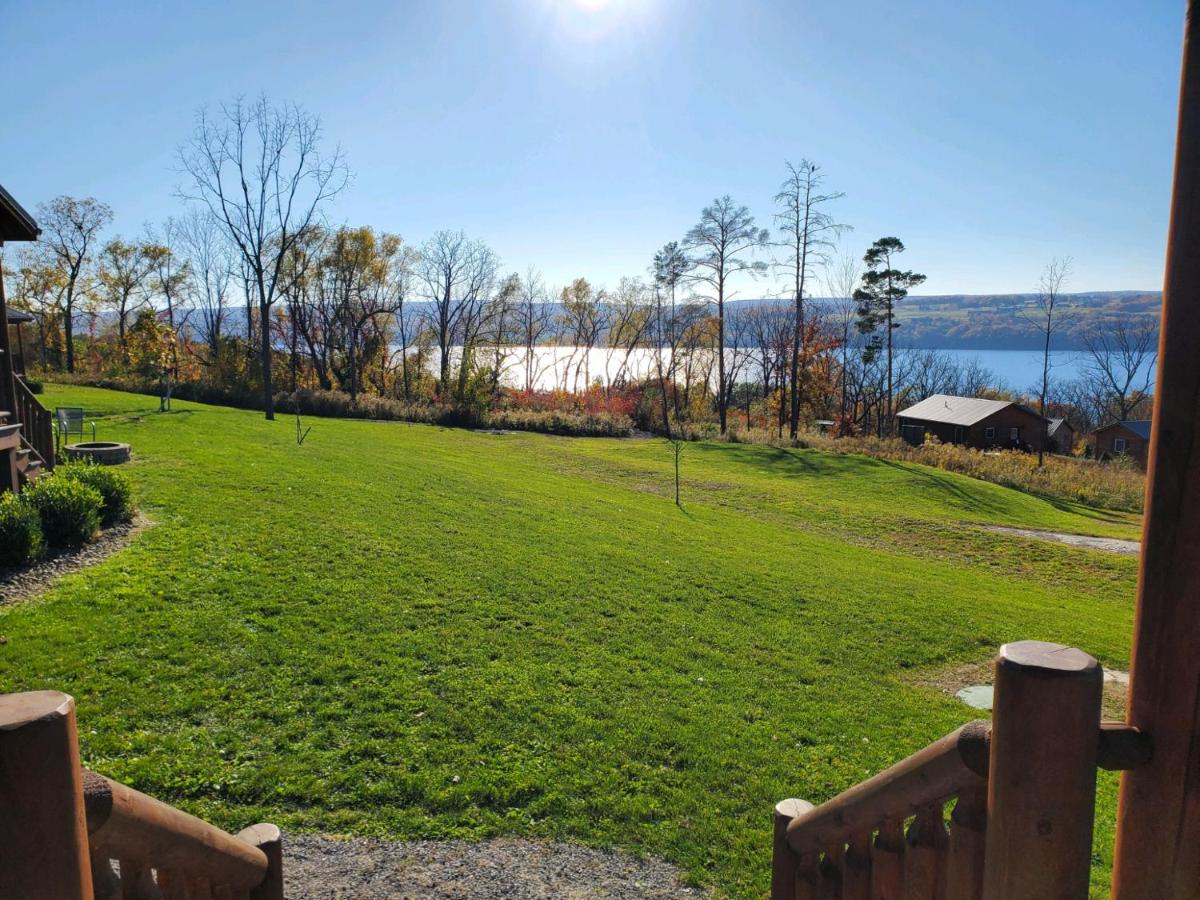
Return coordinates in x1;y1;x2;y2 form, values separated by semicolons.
541;0;651;44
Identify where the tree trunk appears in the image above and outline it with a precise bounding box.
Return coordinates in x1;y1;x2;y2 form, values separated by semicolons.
259;289;274;420
717;279;727;435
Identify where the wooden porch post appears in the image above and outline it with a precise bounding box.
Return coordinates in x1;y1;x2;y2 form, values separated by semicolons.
1110;2;1200;896
0;691;95;899
0;252;17;419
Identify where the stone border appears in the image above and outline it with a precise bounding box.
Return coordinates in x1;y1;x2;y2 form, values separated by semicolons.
0;515;151;607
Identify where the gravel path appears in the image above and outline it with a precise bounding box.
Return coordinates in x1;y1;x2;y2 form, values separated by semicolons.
283;835;707;899
984;525;1140;556
0;515;150;606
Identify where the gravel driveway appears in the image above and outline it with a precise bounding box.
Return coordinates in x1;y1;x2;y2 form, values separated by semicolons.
283;835;708;899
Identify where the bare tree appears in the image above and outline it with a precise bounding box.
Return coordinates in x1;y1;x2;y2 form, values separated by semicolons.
483;272;522;395
178;95;348;419
416;231;499;397
823;250;861;421
1083;316;1159;422
682;196;769;435
514;267;553;391
606;277;651;389
178;208;234;368
774;161;847;438
37;196;113;373
1020;257;1073;465
652;242;690;420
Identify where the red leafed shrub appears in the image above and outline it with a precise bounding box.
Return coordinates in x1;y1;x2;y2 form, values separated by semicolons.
500;384;641;419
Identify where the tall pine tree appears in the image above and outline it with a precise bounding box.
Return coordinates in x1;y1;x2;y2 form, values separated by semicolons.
854;237;925;434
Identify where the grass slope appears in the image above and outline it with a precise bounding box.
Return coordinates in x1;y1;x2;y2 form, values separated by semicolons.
0;385;1138;897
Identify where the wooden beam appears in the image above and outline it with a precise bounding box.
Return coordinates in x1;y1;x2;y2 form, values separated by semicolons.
1111;2;1200;895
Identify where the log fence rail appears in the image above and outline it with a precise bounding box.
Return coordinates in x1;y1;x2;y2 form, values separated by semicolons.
0;690;283;900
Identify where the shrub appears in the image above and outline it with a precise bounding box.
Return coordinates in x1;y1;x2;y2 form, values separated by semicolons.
23;379;44;394
22;476;103;548
58;462;134;527
0;493;43;568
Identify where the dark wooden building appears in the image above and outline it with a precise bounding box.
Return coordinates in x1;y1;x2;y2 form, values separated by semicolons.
0;184;53;493
896;394;1046;451
1091;419;1152;466
1047;417;1076;454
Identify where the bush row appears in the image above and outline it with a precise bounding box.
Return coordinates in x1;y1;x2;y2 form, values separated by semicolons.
0;464;135;570
50;375;636;438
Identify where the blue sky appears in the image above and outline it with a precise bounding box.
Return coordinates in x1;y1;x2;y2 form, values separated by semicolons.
0;0;1183;296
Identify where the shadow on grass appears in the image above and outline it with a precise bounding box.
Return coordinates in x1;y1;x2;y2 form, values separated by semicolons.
690;442;1012;517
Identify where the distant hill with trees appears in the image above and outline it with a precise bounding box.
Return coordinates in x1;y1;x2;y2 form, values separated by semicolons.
807;290;1161;350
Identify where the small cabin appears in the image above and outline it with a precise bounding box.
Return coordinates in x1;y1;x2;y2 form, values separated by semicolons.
1091;420;1152;466
1047;417;1076;454
896;394;1046;451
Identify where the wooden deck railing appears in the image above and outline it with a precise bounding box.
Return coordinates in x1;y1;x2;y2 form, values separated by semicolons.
14;374;54;470
772;641;1152;900
0;691;282;900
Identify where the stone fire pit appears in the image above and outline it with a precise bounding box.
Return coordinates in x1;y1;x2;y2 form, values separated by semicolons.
64;442;131;465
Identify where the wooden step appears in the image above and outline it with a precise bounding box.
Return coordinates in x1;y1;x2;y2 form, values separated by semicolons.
19;459;43;484
14;448;32;473
0;422;21;451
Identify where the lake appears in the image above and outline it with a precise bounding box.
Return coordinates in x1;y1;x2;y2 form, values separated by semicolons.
450;346;1153;394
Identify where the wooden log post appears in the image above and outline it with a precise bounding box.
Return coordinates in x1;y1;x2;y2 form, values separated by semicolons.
0;691;94;899
902;804;947;900
980;641;1101;900
238;823;284;900
944;788;986;900
842;832;872;900
773;799;814;900
1111;3;1200;897
816;843;844;900
871;819;904;900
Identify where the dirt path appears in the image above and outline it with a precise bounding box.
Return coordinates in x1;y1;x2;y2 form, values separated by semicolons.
283;835;706;899
984;526;1140;556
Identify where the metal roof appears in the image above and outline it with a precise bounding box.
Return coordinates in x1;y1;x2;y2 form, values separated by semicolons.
1098;420;1152;440
0;184;40;243
897;394;1019;427
6;309;35;324
1047;417;1073;437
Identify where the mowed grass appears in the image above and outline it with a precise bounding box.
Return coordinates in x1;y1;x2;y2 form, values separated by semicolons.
1;385;1139;897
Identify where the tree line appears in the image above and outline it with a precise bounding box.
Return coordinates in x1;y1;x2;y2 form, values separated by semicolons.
3;95;1156;445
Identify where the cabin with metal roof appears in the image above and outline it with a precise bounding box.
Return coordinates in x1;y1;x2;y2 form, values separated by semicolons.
896;393;1047;451
1091;419;1152;466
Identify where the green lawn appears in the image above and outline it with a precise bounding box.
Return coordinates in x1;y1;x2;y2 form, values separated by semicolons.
1;385;1139;897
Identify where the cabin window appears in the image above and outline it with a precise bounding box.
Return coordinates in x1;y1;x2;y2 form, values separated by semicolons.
953;425;965;443
1010;427;1019;442
1114;437;1127;454
985;426;995;440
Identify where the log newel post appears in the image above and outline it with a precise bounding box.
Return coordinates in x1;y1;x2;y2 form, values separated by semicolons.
1111;2;1200;897
945;787;986;900
237;824;283;900
980;641;1101;900
772;799;813;900
0;690;95;899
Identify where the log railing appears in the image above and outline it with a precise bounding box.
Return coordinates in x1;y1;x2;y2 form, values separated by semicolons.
772;641;1152;900
0;691;282;900
14;373;54;470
